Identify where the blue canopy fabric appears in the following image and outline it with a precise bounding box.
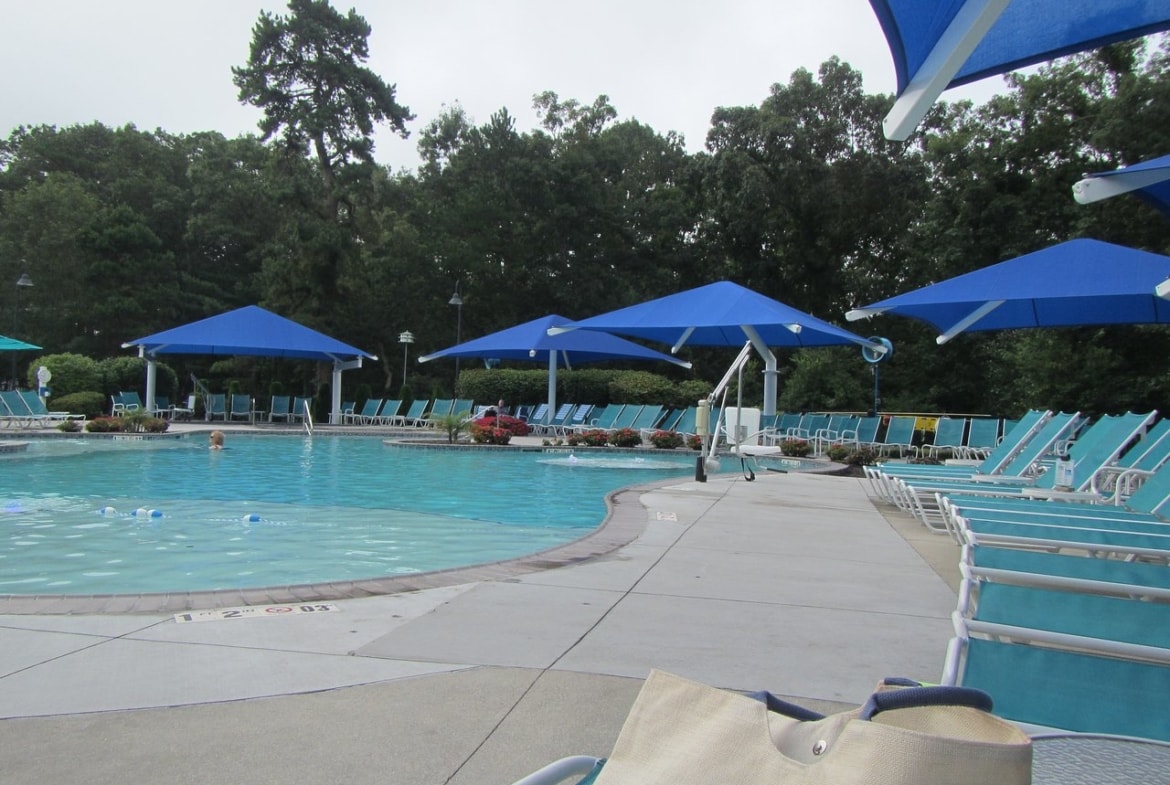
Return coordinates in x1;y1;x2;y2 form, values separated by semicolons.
418;314;691;369
552;281;880;351
846;239;1170;343
1073;153;1170;216
123;306;374;362
0;334;41;352
871;0;1170;140
419;314;690;426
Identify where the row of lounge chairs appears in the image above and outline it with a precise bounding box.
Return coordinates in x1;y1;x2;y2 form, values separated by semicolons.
756;412;1013;458
938;458;1170;740
854;407;1170;740
864;409;1170;531
0;389;86;428
518;403;713;441
337;398;477;427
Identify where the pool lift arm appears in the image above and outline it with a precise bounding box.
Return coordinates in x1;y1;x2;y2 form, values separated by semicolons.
695;340;757;483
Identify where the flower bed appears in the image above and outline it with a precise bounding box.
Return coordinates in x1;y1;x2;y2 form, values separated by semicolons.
648;430;684;449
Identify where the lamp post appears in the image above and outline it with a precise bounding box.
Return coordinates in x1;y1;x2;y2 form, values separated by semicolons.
11;270;32;389
448;282;463;391
398;331;414;387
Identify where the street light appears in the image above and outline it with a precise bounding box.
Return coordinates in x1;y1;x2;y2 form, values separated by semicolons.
448;282;463;391
11;270;32;389
398;331;414;387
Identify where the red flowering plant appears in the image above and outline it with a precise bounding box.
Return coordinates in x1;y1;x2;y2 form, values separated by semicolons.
469;423;513;445
567;429;608;447
648;430;684;449
687;434;703;451
608;427;643;448
85;416;124;433
779;438;812;457
472;414;531;437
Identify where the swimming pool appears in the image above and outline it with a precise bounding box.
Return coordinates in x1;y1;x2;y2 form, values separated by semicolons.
0;435;699;596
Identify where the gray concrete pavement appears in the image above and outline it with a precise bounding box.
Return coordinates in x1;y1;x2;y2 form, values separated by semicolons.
0;431;960;785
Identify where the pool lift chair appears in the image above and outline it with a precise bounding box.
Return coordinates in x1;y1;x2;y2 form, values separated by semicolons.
696;341;767;483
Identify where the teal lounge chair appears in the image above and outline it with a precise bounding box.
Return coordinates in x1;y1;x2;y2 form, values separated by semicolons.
401;399;431;427
960;418;1002;460
941;461;1170;535
623;405;664;437
671;407;698;436
229;394;255;422
19;390;84;425
958;516;1170;562
291;396;314;423
653;408;685;434
204;393;227;422
111;391;142;416
170;395;196;421
921;417;968;458
375;399;403;425
782;412;812;438
0;390;23;428
569;404;623;435
964;544;1170;600
893;412;1145;530
269;396;292;422
876;415;918;457
425;402;451;425
841;416;881;449
871;409;1052;486
943;574;1170;740
346;398;383;424
814;413;860;454
1;390;37;428
869;411;1071;514
535;403;574;435
560;404;594;435
524;403;547;424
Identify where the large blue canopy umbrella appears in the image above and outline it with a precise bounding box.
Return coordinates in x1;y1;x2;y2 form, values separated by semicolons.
551;281;885;415
418;314;691;425
123;305;376;424
1073;153;1170;216
846;239;1170;343
871;0;1170;140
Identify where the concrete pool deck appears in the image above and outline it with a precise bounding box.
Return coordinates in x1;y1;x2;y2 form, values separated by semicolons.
0;424;960;784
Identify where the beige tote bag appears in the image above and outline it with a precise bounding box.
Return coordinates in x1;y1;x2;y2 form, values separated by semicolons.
594;670;1032;785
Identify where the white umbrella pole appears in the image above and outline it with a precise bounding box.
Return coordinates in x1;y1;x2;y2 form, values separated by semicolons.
547;351;557;427
144;354;157;414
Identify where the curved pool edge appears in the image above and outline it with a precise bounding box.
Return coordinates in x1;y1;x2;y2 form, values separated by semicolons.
0;475;686;616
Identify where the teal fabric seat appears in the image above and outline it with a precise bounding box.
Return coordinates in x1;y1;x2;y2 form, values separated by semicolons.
269;396;292;422
959;636;1170;740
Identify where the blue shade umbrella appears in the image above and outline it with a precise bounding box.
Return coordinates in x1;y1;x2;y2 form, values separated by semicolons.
123;305;376;424
871;0;1170;140
552;281;879;350
551;281;884;415
846;239;1170;344
418;314;691;426
124;305;374;362
1073;153;1170;216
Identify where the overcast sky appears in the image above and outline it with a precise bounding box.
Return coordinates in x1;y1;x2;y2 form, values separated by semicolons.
0;0;1008;172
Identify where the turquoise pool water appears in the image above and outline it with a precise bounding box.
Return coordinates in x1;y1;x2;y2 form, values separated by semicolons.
0;435;698;595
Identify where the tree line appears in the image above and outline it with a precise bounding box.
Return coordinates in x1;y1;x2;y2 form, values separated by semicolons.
1;0;1168;417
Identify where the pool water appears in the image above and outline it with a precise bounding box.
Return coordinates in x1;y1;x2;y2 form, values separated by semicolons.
0;436;697;595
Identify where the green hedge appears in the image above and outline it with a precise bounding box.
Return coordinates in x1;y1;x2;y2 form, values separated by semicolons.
51;391;106;419
458;368;711;409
